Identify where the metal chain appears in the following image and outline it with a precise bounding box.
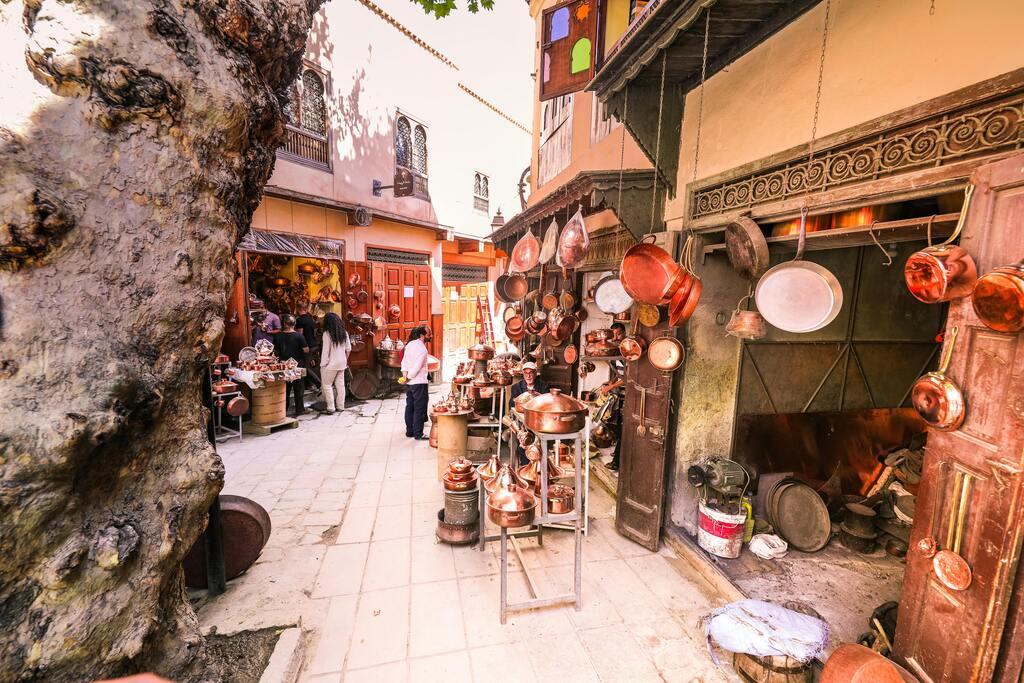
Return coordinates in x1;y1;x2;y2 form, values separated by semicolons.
930;0;936;15
806;0;832;178
616;90;629;214
649;51;667;234
692;6;711;185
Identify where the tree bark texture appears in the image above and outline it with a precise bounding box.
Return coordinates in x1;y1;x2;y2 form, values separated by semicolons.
0;1;322;680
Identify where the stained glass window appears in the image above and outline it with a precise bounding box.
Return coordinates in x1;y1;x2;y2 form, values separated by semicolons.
300;70;326;137
413;125;428;176
570;38;592;74
550;7;570;41
396;116;412;168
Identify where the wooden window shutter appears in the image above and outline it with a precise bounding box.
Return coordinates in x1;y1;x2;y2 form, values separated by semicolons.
540;0;599;102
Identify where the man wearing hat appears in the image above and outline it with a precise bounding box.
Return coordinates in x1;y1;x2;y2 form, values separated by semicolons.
509;361;548;465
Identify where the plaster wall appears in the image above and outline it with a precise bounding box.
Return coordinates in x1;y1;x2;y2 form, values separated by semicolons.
528;0;651;208
267;1;533;238
663;0;1024;535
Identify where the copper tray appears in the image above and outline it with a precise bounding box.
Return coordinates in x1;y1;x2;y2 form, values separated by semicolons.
770;481;831;552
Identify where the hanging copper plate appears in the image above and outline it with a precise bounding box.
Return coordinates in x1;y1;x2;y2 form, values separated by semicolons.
510;230;541;272
933;550;973;591
182;495;271;589
647;336;684;372
564;344;578;365
637;303;661;327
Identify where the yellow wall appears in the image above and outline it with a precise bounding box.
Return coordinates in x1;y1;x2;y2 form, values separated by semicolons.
667;0;1024;227
251;196;445;314
603;0;631;57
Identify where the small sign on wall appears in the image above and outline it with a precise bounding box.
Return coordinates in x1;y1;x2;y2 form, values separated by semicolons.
403;286;414;298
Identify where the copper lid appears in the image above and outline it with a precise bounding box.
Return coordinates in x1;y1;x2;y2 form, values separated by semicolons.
522;388;586;415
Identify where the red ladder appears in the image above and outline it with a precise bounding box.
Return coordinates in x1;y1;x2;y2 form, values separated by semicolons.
475;294;494;345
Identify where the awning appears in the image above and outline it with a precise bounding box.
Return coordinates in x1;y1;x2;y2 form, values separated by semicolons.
491;169;663;244
588;0;821;192
238;229;344;260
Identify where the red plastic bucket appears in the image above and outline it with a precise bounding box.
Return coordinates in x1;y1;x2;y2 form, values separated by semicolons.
697;502;746;558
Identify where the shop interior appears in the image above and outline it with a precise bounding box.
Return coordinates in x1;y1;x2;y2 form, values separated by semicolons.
691;192;962;649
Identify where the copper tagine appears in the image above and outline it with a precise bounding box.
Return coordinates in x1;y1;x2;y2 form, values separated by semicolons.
467;343;495;361
476;453;501;481
448;457;475;476
517;455;566;491
485;463;530;494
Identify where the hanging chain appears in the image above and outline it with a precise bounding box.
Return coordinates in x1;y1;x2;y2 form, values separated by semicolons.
616;90;629;216
649;51;667;234
806;0;832;182
692;6;711;185
929;0;936;15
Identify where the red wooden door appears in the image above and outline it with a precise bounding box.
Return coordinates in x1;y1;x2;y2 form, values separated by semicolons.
616;320;675;551
370;258;431;350
345;260;372;370
895;153;1024;683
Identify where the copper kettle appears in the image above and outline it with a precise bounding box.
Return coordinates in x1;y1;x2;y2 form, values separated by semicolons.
725;294;767;340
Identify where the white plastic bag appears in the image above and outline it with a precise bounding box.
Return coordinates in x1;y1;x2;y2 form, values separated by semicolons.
749;534;789;560
703;599;829;664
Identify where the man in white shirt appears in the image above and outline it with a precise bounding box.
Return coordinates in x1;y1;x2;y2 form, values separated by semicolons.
401;325;432;439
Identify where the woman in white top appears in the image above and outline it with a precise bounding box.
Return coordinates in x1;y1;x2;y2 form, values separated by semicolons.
319;312;351;413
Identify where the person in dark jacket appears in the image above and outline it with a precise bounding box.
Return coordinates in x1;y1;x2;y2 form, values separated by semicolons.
275;314;309;416
294;303;320;391
509;362;548;465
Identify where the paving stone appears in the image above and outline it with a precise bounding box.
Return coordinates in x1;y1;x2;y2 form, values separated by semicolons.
407;651;472;683
346;586;410;670
408;579;465;657
336;506;377;544
306;596;357;675
362;537;411;591
312;543;369;598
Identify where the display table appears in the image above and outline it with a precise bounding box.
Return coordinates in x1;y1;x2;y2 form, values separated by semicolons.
435;412;470;480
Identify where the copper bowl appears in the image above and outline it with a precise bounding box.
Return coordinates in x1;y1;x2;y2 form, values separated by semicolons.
476;453;501;481
486;484;537;528
448;457;475;476
467;343;495;361
442;472;478;492
585;328;613;344
452;374;474;385
548;484;575;514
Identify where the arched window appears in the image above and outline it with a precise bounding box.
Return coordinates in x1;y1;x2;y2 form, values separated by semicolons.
413;125;428;176
473;172;489;213
395;116;412;168
473;174;482;196
300;70;326;137
481;176;488;198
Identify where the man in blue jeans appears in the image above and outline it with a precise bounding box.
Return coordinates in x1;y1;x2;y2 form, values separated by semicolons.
401;326;431;439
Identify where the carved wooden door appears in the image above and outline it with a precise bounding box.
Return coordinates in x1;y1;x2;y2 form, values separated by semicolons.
616;321;675;551
895;153;1024;682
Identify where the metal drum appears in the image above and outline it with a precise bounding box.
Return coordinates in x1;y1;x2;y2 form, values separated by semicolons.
444;487;480;526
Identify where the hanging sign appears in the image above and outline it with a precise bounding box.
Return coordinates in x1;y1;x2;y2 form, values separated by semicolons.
394;167;414;198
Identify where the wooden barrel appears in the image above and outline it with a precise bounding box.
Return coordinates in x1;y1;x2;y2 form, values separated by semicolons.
436;413;469;480
251;382;287;426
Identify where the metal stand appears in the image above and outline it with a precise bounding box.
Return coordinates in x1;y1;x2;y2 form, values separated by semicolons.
495;420;588;624
212;389;243;443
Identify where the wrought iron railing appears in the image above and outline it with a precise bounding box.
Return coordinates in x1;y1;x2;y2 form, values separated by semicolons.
280;125;330;168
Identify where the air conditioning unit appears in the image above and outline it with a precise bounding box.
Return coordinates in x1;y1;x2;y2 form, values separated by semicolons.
350;206;372;227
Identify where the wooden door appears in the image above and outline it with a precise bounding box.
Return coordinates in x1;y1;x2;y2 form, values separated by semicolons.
370;258;432;352
895;153;1024;683
616;320;675;551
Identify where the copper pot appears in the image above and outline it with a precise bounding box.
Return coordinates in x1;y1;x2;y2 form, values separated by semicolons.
442;472;478;492
586;340;620;357
725;296;767;340
911;326;965;431
905;187;978;304
486;484;537;528
620;235;686;305
591;421;618;449
521;389;588;434
513;390;539;415
619;319;647;361
467;343;495;361
972;261;1024;332
448;457;475;476
490;370;513;386
648;335;685;372
547;484;576;514
548;308;575;342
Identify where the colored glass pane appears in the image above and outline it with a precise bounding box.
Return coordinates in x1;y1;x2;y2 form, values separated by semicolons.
543;53;551;83
550;7;569;41
575;1;591;21
570;38;591;74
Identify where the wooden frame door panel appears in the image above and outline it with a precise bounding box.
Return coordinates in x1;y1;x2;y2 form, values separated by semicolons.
895;152;1024;683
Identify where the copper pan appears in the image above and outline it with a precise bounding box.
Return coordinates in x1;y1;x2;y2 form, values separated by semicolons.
911;326;964;431
510;230;541;273
620;234;686;305
972;260;1024;332
905;186;978;304
619;318;647;362
548;308;575;342
724;215;769;280
594;274;634;314
226;395;249;417
648;335;684;372
505;272;529;301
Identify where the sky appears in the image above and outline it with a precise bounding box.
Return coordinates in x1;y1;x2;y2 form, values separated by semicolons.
375;0;537;131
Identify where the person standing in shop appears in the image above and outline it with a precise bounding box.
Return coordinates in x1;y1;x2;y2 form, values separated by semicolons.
598;360;626;471
295;302;320;391
318;312;351;414
401;325;432;440
275;314;309;416
509;362;548;465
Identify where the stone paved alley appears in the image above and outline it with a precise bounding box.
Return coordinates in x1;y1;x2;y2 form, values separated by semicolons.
198;391;737;682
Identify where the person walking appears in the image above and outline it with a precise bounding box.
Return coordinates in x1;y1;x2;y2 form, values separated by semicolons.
401;326;431;440
274;314;309;416
319;312;351;414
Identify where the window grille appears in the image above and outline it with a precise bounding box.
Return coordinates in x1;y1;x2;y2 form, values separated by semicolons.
366;247;430;266
473;173;490;213
443;264;488;283
396;116;412;168
413;125;428;175
300;70;327;137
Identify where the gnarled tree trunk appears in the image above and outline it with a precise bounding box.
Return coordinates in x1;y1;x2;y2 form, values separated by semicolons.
0;1;322;680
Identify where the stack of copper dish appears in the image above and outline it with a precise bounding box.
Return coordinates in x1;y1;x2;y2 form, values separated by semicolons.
442;457;479;492
839;503;878;554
